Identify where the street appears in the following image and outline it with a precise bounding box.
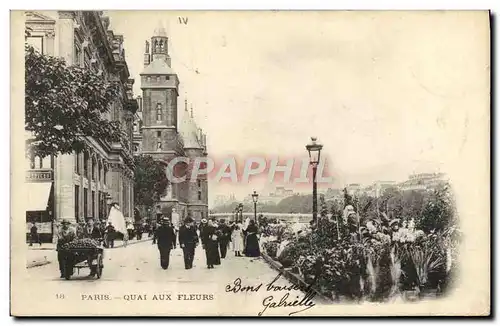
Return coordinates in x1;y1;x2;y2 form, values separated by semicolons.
21;241;314;316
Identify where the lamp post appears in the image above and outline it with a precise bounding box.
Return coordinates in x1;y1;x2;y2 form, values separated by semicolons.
238;203;244;223
306;137;323;223
251;191;259;221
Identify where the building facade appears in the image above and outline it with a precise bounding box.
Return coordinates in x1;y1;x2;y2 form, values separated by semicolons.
139;24;208;222
25;11;137;242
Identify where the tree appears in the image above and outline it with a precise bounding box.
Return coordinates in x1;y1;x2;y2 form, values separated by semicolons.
319;194;329;219
418;183;455;232
134;155;169;207
25;44;124;158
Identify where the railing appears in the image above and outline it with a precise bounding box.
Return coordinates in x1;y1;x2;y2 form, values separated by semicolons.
209;212;314;223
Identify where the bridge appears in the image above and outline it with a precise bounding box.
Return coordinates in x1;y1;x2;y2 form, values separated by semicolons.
208;212;313;224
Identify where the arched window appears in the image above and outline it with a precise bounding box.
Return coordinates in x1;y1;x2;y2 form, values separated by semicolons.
83;151;89;177
97;160;102;181
103;165;108;185
34;156;42;169
75;152;81;174
156;103;162;121
91;157;97;181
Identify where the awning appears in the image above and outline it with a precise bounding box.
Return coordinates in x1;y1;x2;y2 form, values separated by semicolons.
26;182;52;211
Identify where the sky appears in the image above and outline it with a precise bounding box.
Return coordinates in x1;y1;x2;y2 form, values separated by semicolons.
103;11;488;205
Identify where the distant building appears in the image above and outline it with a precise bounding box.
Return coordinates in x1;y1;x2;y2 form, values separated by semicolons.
364;180;397;197
346;183;362;196
398;172;448;191
139;23;209;221
243;186;297;205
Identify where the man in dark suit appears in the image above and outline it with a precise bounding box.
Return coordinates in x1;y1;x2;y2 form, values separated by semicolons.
178;217;199;269
217;219;232;259
154;217;176;270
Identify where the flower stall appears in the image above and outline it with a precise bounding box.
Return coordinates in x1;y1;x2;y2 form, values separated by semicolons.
260;212;460;303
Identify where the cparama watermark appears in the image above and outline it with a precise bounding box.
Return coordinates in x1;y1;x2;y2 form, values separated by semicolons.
164;156;334;184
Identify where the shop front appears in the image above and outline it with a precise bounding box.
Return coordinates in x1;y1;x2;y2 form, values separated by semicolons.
25;170;54;243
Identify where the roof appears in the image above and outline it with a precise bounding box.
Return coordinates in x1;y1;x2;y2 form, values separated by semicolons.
154;21;168;37
141;57;176;75
180;111;203;149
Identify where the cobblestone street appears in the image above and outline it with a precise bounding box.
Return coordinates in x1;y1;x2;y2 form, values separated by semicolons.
21;240;312;316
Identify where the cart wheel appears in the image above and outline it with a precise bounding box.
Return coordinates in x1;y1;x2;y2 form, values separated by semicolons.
96;253;103;279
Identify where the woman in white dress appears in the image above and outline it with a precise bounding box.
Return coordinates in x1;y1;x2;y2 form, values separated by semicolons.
231;223;244;257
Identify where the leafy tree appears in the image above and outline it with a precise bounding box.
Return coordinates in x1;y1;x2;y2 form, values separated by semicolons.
134;155;169;207
25;44;124;158
418;183;455;232
319;194;329;219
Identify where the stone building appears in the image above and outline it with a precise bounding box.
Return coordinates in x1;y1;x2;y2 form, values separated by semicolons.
24;11;137;242
139;24;208;222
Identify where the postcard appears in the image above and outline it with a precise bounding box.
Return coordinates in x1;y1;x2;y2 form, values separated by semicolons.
11;10;490;316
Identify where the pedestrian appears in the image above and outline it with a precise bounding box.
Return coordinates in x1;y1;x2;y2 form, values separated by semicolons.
179;217;199;269
217;219;231;259
231;222;245;257
172;225;178;249
29;222;42;247
105;222;115;248
151;221;158;244
200;219;219;269
56;219;76;278
154;217;176;270
244;220;261;257
76;220;86;239
84;218;102;243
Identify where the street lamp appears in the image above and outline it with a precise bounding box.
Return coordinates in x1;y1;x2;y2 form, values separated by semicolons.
306;137;323;223
238;203;244;223
251;191;259;221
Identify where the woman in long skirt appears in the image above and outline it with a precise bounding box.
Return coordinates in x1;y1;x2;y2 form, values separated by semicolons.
201;219;219;269
231;223;244;257
244;220;261;257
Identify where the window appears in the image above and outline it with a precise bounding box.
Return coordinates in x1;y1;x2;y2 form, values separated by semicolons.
92;191;95;218
133;122;138;132
91;158;96;181
156;104;162;121
157;131;161;138
198;191;202;201
74;43;82;66
197;180;201;188
156;142;162;151
74;185;80;222
97;161;102;182
34;156;42;169
26;36;44;54
75;152;80;174
103;166;107;185
29;155;35;169
83;152;89;177
83;188;88;218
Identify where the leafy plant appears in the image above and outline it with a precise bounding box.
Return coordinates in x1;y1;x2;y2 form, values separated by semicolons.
25;44;125;158
408;245;445;289
134;155;169;207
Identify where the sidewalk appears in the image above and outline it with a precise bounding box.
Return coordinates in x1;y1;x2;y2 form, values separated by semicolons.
26;236;152;269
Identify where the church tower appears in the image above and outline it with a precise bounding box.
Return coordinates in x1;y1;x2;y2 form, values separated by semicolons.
140;22;182;162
